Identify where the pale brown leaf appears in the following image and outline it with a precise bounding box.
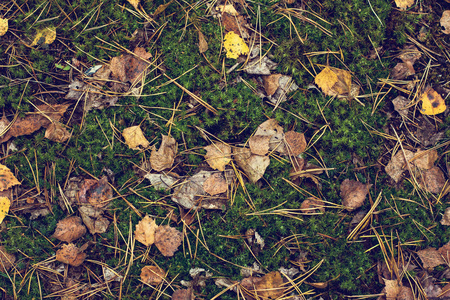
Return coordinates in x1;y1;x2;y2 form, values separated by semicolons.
340;179;371;211
154;225;182;257
204;142;231;171
140;265;166;285
203;173;228;196
52;216;87;243
151;135;177;172
123;125;150;150
56;243;87;267
135;215;159;246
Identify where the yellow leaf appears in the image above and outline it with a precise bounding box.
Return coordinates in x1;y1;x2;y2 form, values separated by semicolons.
0;197;10;224
127;0;140;9
216;4;238;16
420;87;446;115
394;0;414;10
0;18;8;37
0;164;20;191
31;27;56;46
122;125;150;150
223;31;249;59
314;67;351;97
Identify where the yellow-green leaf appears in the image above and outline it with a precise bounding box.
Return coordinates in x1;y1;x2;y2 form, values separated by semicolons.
31;27;56;46
0;197;10;224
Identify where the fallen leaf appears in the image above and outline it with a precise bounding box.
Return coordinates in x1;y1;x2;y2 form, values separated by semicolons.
56;243;87;267
144;173;177;190
249;135;271;156
135;215;159;246
243;56;278;75
383;279;401;300
441;11;450;35
154;225;183;257
254;119;286;153
45;122;71;143
385;150;414;183
31;27;56;46
204;142;232;171
266;75;299;105
284;131;307;156
172;288;194;300
0;164;20;192
420;87;446;115
441;208;450;226
0;246;15;273
397;286;414;300
203;173;228;195
153;0;174;17
123;125;150;150
233;147;270;183
390;62;415;80
240;271;285;300
411;149;438;170
150;135;177;172
263;74;283;96
0;197;10;224
392;96;410;118
79;206;110;234
418;166;446;194
398;45;421;64
300;197;325;214
141;265;166;285
222;12;250;39
0;18;8;36
223;31;249;59
127;0;140;9
52;216;87;243
78;176;113;208
64;79;118;112
198;31;208;53
216;4;239;15
340;179;371;211
394;0;414;10
110;47;152;84
314;67;351;97
417;247;445;269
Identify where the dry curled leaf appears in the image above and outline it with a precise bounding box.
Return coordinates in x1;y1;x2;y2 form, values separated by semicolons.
284;131;306;156
204;142;231;171
52;216;87;243
45;122;71;143
140;265;166;285
56;243;87;267
203;173;228;196
0;196;10;224
154;225;183;257
0;18;8;37
151;135;177;172
122;125;150;150
340;179;371;211
0;246;15;273
385;150;414;183
135;215;159;246
240;271;285;300
0;164;20;192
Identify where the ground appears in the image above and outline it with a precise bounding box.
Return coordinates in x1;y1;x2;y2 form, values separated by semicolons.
1;0;450;299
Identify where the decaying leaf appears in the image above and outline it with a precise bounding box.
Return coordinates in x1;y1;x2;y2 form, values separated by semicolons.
420;87;446;115
300;197;325;214
127;0;140;9
78;176;113;208
243;56;278;75
204;142;232;171
383;279;401;300
154;225;183;257
223;31;249;59
110;47;152;84
392;96;410;118
144;173;177;190
254;119;286;153
150;135;177;172
0;164;20;192
266;75;299;105
222;12;250;39
391;62;415;80
31;27;56;46
417;166;446;194
0;246;15;273
263;74;283;96
135;215;159;246
79;205;110;234
141;265;166;285
45;122;72;143
417;247;445;269
64;79;118;112
203;173;228;195
56;243;87;267
314;67;351;97
284;131;307;156
340;179;371;211
411;149;438;170
441;11;450;35
441;207;450;226
0;18;8;36
198;31;208;53
385;150;414;183
0;197;10;224
233;147;270;183
52;216;87;243
240;271;285;300
249;135;271;156
123;125;150;150
172;288;194;300
394;0;414;10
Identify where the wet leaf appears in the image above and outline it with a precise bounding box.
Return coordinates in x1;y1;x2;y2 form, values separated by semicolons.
420;87;446;115
204;142;231;171
0;18;8;36
0;164;20;192
150;135;177;172
135;215;159;246
340;179;371;211
154;225;183;257
52;216;87;243
140;265;166;285
56;243;87;267
0;246;15;273
203;173;228;196
123;125;150;150
31;27;56;46
223;31;249;59
0;197;10;224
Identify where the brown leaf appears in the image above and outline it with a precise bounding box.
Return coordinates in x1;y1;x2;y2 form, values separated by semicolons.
340;179;371;211
110;47;152;84
45;122;71;143
248;135;271;156
390;62;415;80
154;225;183;257
79;206;110;234
240;271;285;300
262;74;282;96
397;286;414;300
385;150;414;183
417;247;445;269
52;216;87;243
0;163;20;192
398;45;421;64
233;147;270;183
0;245;15;273
383;279;401;300
135;215;158;246
441;207;450;226
122;125;150;150
64;79;118;112
140;265;166;285
172;288;194;300
203;173;228;196
411;149;438;170
418;166;446;194
392;96;410;118
300;197;325;214
56;243;87;267
222;12;249;39
78;176;113;208
151;135;177;172
284;131;306;156
254;119;286;153
198;31;208;54
204;142;231;171
441;10;450;35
